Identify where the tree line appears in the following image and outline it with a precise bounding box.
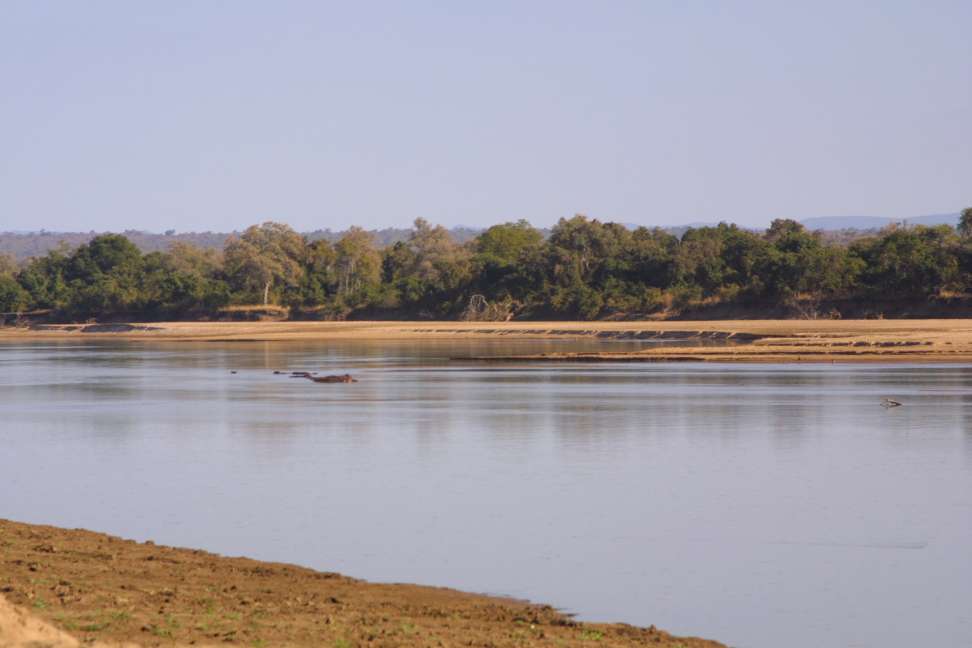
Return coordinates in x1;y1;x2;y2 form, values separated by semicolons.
2;210;972;322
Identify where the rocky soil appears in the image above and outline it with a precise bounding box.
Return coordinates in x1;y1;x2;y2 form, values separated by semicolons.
0;519;723;648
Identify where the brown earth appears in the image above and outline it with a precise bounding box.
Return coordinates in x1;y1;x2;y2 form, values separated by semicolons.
0;519;723;648
0;593;141;647
0;592;103;648
4;319;972;362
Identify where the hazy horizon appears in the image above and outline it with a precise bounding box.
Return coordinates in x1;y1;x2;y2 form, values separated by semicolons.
0;208;963;236
2;2;970;232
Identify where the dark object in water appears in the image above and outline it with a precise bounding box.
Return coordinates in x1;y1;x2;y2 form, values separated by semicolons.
880;398;902;408
273;371;284;375
79;323;162;333
230;371;237;375
306;374;357;384
290;371;315;378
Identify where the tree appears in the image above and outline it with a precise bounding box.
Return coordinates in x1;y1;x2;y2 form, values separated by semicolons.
140;243;229;316
379;219;473;315
471;221;544;304
759;220;860;300
63;234;145;318
628;227;678;288
334;227;381;305
673;225;729;294
165;241;223;276
16;246;71;311
0;275;28;313
959;207;972;239
548;216;633;284
765;218;807;244
851;225;960;298
406;218;472;290
0;253;17;277
761;219;818;296
300;239;340;306
474;220;543;268
542;215;636;317
224;222;305;305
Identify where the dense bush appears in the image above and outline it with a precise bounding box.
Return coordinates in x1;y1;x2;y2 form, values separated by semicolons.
3;212;972;321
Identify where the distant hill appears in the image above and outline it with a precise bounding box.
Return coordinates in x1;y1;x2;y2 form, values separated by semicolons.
0;230;233;262
909;212;961;227
800;216;892;230
0;227;484;262
801;212;959;231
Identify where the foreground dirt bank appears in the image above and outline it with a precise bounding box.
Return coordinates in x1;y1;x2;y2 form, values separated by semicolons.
4;319;972;362
0;594;140;647
0;519;723;648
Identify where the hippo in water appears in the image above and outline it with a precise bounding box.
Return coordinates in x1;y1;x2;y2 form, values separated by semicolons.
306;374;357;383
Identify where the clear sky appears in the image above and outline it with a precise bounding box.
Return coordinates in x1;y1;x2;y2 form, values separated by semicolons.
2;1;970;232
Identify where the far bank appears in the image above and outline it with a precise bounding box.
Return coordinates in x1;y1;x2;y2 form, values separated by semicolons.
4;319;972;362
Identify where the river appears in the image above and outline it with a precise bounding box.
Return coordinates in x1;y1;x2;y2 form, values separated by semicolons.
1;339;970;648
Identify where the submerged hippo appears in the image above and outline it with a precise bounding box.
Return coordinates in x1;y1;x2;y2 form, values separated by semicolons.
306;374;357;384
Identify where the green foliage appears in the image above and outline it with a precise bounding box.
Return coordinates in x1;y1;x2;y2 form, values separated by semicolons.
299;239;339;306
0;253;18;276
0;274;28;312
758;219;859;298
62;234;145;318
224;222;305;305
379;219;472;316
959;207;972;239
334;227;382;311
851;225;960;298
0;253;28;312
5;213;972;323
475;220;543;268
17;245;71;310
141;244;229;317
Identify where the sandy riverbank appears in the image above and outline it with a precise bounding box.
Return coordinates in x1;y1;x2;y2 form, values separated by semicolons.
4;319;972;362
0;519;722;648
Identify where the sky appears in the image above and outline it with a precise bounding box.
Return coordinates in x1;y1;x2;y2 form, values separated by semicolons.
1;1;970;233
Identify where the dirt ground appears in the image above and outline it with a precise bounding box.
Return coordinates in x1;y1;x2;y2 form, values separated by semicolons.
0;519;724;648
5;319;972;362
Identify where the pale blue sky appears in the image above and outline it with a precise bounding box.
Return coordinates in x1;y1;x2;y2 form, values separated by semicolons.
2;1;970;232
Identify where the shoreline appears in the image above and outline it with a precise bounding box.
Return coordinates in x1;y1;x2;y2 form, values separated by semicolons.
0;518;723;647
4;319;972;362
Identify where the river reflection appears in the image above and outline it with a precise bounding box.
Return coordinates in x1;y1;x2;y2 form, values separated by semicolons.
1;340;970;648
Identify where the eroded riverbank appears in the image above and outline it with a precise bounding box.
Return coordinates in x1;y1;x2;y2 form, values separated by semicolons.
0;519;722;648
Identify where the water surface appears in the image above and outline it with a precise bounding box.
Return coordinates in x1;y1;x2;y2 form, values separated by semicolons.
1;340;970;648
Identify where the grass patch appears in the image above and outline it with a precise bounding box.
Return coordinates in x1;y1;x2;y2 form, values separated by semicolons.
401;622;417;635
147;624;173;639
80;621;109;632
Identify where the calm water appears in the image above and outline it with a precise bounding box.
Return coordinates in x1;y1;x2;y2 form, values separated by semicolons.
1;340;970;648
